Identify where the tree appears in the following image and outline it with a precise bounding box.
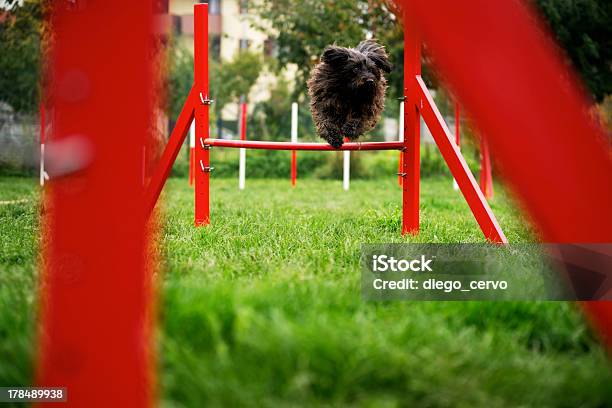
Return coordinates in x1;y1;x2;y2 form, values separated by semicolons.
250;76;315;140
0;0;45;114
166;42;262;137
251;0;405;99
535;0;611;102
254;0;610;104
210;50;263;109
208;50;262;137
167;40;194;119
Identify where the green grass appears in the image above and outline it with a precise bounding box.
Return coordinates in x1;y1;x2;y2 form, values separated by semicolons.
0;177;39;388
1;175;611;407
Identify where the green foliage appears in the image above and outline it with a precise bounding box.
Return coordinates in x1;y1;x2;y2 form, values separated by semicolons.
251;0;406;100
0;0;44;113
167;39;194;119
167;43;262;126
211;51;263;109
250;77;293;140
0;177;38;388
250;77;316;140
253;0;611;103
536;0;611;102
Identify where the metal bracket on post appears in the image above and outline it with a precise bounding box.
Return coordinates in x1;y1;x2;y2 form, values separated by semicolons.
199;138;212;150
199;92;214;105
199;160;214;173
397;172;407;177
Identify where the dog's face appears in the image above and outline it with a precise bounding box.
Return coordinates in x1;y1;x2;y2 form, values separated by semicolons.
321;40;391;93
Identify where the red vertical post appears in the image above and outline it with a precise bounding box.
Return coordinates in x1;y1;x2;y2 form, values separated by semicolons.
398;154;403;186
240;101;247;141
238;100;247;190
454;101;460;146
290;102;298;186
402;9;421;235
479;135;494;199
194;4;210;226
38;2;154;406
398;100;404;187
291;151;297;186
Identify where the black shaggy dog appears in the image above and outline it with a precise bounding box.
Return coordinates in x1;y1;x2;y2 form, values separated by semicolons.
308;40;391;148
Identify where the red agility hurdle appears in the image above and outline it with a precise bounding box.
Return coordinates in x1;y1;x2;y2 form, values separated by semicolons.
145;3;507;243
40;1;612;405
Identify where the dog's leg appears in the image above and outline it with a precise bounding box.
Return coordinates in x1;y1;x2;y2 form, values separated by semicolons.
341;117;368;141
315;105;344;148
341;118;359;139
320;122;344;148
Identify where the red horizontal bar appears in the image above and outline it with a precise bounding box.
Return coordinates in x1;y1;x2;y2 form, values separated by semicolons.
204;139;404;151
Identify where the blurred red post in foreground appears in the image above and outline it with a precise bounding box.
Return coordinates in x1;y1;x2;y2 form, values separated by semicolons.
37;2;155;406
479;136;494;200
400;0;612;348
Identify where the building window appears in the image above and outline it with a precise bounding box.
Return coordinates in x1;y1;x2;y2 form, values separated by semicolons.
211;35;221;60
239;0;248;14
201;0;221;15
263;37;277;58
171;15;182;34
239;39;250;51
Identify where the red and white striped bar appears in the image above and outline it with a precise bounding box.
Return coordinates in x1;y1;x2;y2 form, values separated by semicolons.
203;139;404;151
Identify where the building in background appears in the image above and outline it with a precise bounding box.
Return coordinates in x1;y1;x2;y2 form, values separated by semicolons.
170;0;283;138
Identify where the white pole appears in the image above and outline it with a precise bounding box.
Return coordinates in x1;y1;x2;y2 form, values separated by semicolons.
40;143;45;186
238;105;246;190
399;101;404;142
343;150;350;191
342;101;357;190
190;120;196;149
291;102;298;186
40;105;46;186
239;148;246;190
291;102;298;144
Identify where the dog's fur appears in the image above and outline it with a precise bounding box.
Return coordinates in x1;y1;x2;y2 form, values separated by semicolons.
307;40;391;148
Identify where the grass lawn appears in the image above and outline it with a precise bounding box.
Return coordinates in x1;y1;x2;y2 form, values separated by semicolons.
1;175;611;407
